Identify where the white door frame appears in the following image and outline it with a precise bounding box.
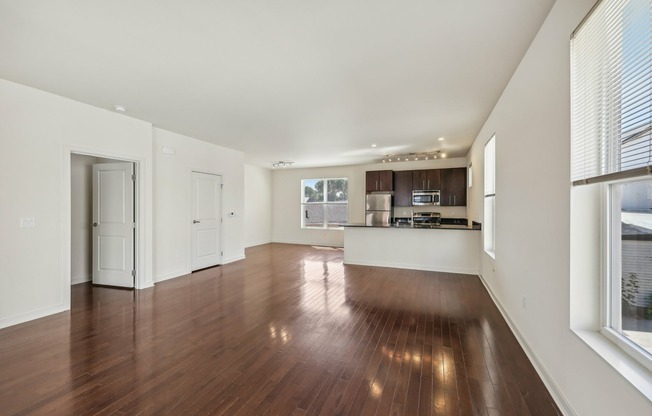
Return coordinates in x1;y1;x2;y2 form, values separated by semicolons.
62;146;153;310
188;169;224;272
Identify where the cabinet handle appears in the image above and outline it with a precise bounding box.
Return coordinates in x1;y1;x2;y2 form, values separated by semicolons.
380;180;383;189
454;195;456;205
427;180;430;189
376;180;379;190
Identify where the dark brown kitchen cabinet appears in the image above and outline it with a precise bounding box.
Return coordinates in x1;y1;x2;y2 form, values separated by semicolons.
365;170;393;192
412;169;440;190
393;170;413;207
440;168;467;206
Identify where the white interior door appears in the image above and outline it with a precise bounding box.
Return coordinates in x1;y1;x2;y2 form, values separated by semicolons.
92;162;135;287
191;172;222;271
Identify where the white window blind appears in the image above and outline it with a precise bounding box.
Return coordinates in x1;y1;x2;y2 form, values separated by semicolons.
571;0;652;185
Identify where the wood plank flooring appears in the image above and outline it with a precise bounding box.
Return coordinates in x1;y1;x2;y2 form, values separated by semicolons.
0;243;561;415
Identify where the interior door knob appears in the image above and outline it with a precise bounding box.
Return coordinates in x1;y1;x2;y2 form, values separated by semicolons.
193;220;200;224
92;222;98;227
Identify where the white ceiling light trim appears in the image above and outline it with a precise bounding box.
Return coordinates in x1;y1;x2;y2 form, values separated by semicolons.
271;161;293;168
381;150;445;163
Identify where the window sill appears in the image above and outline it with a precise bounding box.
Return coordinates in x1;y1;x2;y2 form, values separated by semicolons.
572;328;652;401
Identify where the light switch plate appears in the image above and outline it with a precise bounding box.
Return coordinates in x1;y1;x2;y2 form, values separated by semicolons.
20;217;36;228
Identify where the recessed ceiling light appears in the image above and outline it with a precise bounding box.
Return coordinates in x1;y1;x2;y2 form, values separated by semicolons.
113;104;127;113
371;144;377;148
438;137;445;141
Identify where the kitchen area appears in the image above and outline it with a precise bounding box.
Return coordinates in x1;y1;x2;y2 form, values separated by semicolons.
343;167;481;274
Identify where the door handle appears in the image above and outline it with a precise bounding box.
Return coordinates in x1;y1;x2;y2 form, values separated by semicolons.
92;222;98;227
193;220;200;224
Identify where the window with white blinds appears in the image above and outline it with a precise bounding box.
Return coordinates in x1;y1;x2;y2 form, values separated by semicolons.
571;0;652;185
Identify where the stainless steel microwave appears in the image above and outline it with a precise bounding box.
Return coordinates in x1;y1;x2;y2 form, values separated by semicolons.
412;190;440;206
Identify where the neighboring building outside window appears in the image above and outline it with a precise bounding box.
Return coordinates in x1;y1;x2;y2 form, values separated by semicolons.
571;0;652;369
301;178;348;229
484;135;496;258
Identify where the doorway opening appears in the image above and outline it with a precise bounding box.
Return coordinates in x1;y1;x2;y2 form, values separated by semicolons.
71;153;136;288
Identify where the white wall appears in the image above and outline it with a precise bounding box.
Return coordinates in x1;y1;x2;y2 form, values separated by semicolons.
244;164;272;247
153;128;245;282
272;158;467;247
467;0;652;414
0;78;154;328
0;78;247;328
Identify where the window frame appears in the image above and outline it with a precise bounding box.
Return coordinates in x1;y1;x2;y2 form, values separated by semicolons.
300;177;349;230
569;0;652;395
600;177;652;373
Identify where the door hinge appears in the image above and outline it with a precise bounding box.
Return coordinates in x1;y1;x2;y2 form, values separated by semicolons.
221;251;224;257
131;174;136;181
131;269;136;277
221;184;224;189
132;222;136;229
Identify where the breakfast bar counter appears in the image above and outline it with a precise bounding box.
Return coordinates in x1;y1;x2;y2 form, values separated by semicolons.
343;224;481;275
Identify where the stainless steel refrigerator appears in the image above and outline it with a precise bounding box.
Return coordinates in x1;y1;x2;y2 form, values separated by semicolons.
365;194;392;226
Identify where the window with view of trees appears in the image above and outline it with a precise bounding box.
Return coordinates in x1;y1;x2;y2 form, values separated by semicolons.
301;178;348;229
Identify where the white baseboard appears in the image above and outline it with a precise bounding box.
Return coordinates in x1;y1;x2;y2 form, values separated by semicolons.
245;240;271;248
477;274;576;416
223;255;245;264
0;304;68;330
271;239;344;248
344;258;479;276
154;269;191;283
154;255;246;284
71;274;91;285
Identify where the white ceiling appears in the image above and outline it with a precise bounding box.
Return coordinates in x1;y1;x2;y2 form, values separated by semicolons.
0;0;555;168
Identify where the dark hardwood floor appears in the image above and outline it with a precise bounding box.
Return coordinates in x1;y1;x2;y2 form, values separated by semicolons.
0;243;560;415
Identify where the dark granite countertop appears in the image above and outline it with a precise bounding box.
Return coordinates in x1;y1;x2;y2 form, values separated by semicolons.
343;221;481;231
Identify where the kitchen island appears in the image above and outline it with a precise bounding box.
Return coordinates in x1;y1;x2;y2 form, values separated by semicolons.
343;223;481;274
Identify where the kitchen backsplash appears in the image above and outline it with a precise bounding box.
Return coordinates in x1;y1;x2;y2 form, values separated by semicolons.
393;205;466;219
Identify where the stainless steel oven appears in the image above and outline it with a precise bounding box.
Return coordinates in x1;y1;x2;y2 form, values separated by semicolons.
411;211;441;228
412;190;440;206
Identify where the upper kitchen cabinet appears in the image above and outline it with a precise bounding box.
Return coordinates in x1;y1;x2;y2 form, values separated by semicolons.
412;169;440;191
365;170;393;193
440;168;467;206
393;170;413;207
